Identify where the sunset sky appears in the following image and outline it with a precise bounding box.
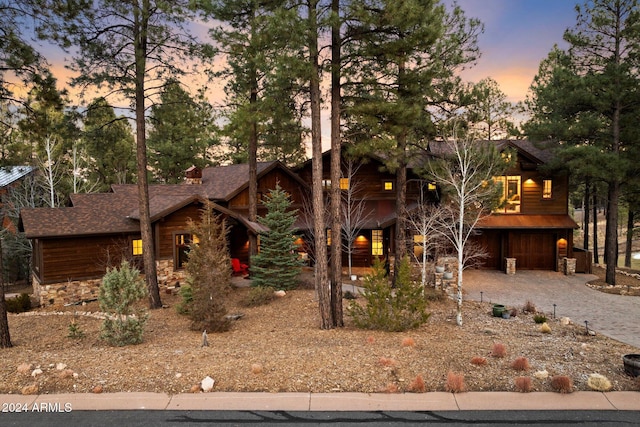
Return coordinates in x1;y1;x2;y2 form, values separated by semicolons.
453;0;577;103
35;0;581;146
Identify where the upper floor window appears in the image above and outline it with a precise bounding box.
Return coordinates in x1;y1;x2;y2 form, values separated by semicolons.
543;179;552;199
340;178;349;190
494;175;521;213
383;180;394;191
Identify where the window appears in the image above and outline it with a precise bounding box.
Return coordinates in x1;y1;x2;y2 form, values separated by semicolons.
543;179;552;199
340;178;349;190
132;239;143;256
494;175;521;213
322;179;331;190
413;234;425;259
383;181;393;191
174;233;195;269
427;182;437;191
326;229;331;246
371;229;383;256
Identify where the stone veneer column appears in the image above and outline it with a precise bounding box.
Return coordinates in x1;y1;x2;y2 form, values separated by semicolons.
505;258;516;275
563;257;576;276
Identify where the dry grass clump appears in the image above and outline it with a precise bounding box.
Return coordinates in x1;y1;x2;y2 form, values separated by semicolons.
514;376;532;393
408;375;426;393
540;322;552;333
510;356;530;371
470;356;488;366
401;337;416;347
382;383;399;393
491;342;507;358
587;373;612;392
445;371;465;393
550;375;573;393
523;300;536;314
378;357;397;368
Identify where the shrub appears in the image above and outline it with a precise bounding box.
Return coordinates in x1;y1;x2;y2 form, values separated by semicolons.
523;300;536;314
491;342;507;358
514;376;532;393
511;357;530;371
550;375;573;393
401;337;416;347
382;383;399;393
348;256;430;332
175;285;193;315
67;321;85;339
424;287;446;301
587;373;612;391
470;356;487;366
98;260;148;346
378;357;396;368
540;322;552;333
408;375;426;393
241;286;275;307
533;313;547;324
445;371;465;393
6;293;31;313
185;203;232;333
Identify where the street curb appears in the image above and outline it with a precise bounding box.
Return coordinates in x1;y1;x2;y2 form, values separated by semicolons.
2;391;639;412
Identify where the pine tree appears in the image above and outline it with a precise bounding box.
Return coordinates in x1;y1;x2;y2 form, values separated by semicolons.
250;184;303;290
147;79;213;183
184;202;232;332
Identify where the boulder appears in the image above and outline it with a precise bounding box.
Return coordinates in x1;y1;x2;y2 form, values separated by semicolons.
201;376;215;392
17;363;32;375
21;384;39;395
31;368;43;377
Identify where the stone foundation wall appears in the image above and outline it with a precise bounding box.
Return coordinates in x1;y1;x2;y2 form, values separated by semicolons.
563;257;576;276
34;259;187;307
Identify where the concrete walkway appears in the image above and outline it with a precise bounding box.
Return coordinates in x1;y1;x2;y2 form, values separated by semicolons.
463;270;640;349
1;391;639;411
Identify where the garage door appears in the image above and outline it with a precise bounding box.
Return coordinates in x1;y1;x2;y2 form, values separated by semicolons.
509;232;556;270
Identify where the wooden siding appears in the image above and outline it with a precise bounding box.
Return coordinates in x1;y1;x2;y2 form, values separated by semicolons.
506;159;569;215
228;168;306;209
297;155;425;203
157;202;202;260
39;235;137;284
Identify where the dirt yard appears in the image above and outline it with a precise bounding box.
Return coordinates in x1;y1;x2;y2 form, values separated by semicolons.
2;267;639;396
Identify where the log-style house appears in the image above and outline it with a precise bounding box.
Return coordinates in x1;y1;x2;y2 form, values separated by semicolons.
18;140;580;306
19;161;308;305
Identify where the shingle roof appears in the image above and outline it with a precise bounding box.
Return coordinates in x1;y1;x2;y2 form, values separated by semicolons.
20;161;302;239
20;193;141;238
477;214;578;229
426;139;555;165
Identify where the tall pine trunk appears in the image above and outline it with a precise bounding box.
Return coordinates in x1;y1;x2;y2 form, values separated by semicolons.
593;190;599;265
329;0;343;327
134;3;161;309
0;240;12;348
308;0;331;329
584;179;590;250
248;8;258;261
625;209;634;268
393;60;408;283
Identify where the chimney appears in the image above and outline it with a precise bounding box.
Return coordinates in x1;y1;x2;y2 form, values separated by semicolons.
185;165;202;185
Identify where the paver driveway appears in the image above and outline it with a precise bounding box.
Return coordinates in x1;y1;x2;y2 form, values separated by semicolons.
463;270;640;349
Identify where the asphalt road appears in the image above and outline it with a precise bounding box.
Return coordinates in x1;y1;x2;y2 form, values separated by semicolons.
2;410;640;427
